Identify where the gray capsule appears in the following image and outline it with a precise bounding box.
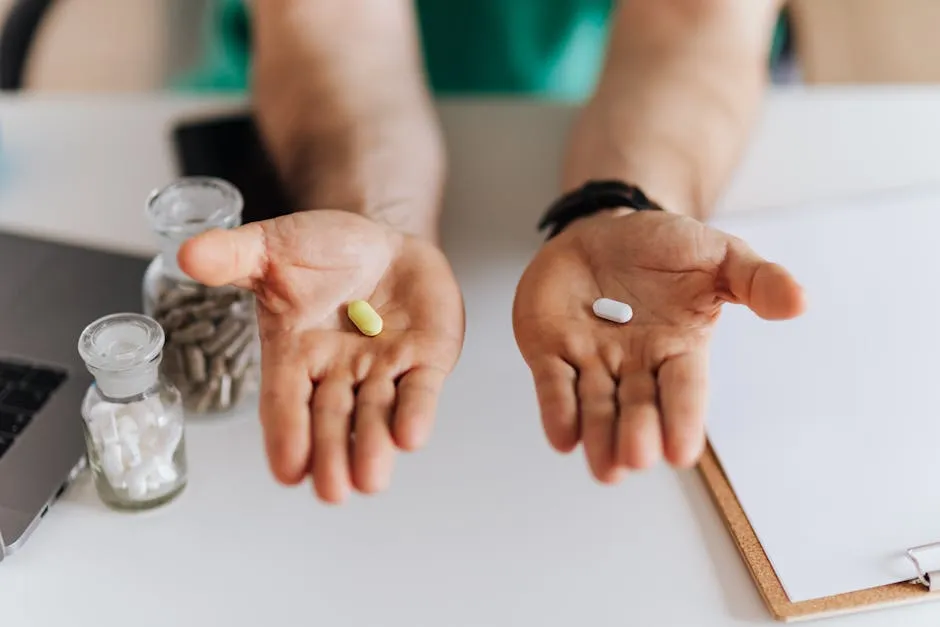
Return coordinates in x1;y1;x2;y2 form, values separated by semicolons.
162;344;185;375
206;304;236;321
192;377;220;414
172;374;192;397
186;300;221;319
215;374;233;410
231;371;257;405
156;284;203;314
183;345;206;383
222;325;255;360
230;376;244;404
226;298;255;320
207;285;243;303
228;341;255;379
172;320;216;344
201;318;244;356
158;309;190;333
208;354;228;379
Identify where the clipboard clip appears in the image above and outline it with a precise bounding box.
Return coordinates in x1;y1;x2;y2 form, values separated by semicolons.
906;542;940;591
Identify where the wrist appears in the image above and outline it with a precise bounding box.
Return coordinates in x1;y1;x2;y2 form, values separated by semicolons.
539;181;659;240
562;102;708;221
275;108;445;242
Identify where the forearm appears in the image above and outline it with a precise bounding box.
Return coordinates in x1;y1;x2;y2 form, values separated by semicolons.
564;0;783;220
252;0;444;239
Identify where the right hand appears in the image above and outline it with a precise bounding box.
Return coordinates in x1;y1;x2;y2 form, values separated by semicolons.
177;210;465;503
513;209;804;481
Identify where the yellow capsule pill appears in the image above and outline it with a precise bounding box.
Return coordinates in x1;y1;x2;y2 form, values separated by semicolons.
347;300;383;337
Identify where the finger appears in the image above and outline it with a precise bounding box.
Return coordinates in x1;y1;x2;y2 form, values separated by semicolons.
258;340;314;484
529;358;579;452
616;370;663;470
721;236;806;320
351;377;397;494
177;223;267;288
311;375;356;504
657;351;708;468
577;364;621;484
392;366;447;451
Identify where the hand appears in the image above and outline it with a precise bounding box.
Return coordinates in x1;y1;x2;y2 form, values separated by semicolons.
513;209;804;482
178;210;464;503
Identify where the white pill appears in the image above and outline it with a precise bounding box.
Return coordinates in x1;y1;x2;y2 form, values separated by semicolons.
139;428;161;455
592;298;634;324
125;459;157;500
143;396;164;417
91;413;120;446
101;443;126;486
88;421;105;448
155;461;178;484
117;415;139;440
155;423;184;460
121;402;155;427
123;439;142;468
146;474;161;492
89;402;119;424
127;476;148;500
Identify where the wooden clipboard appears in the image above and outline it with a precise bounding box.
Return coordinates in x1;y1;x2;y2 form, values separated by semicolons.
698;442;940;622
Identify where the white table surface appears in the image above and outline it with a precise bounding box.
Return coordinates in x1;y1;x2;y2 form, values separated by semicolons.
2;88;940;627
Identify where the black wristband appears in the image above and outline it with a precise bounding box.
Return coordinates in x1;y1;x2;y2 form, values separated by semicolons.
537;180;664;240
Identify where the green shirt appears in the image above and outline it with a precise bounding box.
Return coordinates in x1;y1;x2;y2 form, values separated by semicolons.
178;0;787;100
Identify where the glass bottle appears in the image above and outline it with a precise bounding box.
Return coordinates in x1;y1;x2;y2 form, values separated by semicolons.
77;313;187;510
142;177;260;416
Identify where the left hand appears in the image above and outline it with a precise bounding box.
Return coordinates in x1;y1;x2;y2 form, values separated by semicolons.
512;209;805;483
177;210;464;503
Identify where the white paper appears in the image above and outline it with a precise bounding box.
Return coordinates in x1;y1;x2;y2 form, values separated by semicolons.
706;185;940;603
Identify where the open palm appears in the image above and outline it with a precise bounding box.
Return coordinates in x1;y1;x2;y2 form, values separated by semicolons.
178;210;464;503
513;209;804;483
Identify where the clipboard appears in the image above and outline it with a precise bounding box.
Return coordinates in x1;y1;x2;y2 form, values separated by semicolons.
699;443;940;621
695;183;940;622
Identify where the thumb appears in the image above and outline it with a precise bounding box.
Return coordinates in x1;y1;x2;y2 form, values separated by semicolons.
177;223;267;288
721;236;806;320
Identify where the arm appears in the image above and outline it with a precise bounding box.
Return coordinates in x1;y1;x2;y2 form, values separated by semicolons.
251;0;444;239
564;0;784;220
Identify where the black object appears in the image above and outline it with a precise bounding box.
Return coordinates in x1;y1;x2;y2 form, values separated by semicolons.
171;113;293;224
537;180;664;239
0;357;67;457
0;0;56;90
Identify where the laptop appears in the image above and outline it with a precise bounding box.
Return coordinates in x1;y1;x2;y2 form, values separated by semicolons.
0;230;148;560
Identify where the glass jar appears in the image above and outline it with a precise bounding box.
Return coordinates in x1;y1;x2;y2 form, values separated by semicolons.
142;177;260;416
77;313;187;511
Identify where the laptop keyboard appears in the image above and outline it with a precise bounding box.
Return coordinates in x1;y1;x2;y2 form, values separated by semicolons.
0;359;68;458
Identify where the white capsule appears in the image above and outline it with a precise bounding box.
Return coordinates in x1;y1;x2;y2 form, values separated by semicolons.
122;438;142;468
101;423;119;446
127;476;148;500
125;459;157;500
101;443;125;486
120;401;156;428
116;415;139;441
88;402;119;424
90;411;120;446
142;396;164;417
155;422;184;460
592;298;634;324
155;460;179;484
139;427;161;455
146;474;161;492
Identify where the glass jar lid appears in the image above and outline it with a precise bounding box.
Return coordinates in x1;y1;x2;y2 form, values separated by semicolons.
146;177;243;239
78;313;164;373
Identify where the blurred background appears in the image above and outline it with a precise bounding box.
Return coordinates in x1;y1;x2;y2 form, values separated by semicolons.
1;0;940;94
0;0;210;91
